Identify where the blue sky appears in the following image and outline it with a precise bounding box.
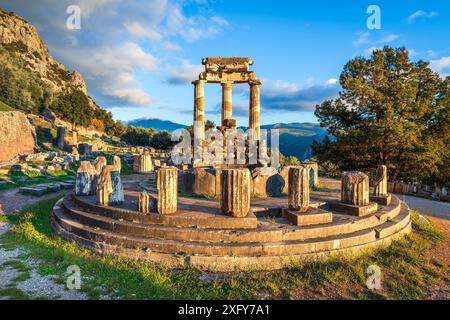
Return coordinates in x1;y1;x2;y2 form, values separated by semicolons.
1;0;449;126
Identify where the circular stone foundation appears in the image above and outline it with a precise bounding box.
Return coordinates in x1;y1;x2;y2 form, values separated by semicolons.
51;183;411;272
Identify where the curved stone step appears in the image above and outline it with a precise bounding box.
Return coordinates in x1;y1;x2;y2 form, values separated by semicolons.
51;199;412;271
71;194;258;229
53;203;380;257
375;205;410;239
60;195;402;244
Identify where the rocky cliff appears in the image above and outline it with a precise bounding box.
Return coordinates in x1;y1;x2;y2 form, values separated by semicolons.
0;111;36;162
0;9;88;96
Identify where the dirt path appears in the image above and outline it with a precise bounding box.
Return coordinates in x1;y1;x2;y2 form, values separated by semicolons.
0;189;67;214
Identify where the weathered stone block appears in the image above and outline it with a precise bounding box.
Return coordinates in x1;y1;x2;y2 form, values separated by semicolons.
96;165;114;206
0;111;36;162
221;168;251;218
157;166;178;214
282;207;332;226
251;167;284;197
138;191;150;214
341;171;369;206
75;161;96;196
133;153;153;173
110;170;124;204
373;165;388;196
288;166;310;212
303;162;319;187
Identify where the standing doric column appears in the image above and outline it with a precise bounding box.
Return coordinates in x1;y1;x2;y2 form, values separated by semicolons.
220;168;251;218
249;80;262;141
341;171;369;206
157;166;178;214
221;81;233;125
56;126;65;149
193;80;206;141
373;165;388;196
288;166;310;211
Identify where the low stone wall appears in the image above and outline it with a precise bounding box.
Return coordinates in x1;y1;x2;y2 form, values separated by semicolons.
0;111;36;162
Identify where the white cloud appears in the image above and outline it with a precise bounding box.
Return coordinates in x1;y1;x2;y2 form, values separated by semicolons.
261;79;340;112
430;56;450;76
408;10;439;23
165;3;229;42
325;78;338;86
166;59;203;85
53;42;157;106
353;32;400;52
124;21;162;41
0;0;229;107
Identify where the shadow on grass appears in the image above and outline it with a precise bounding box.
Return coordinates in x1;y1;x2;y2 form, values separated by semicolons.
0;197;446;300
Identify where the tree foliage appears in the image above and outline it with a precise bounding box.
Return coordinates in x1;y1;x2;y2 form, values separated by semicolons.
51;90;92;128
312;47;449;184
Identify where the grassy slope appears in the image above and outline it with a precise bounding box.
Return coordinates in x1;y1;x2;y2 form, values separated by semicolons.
0;100;15;111
0;197;447;300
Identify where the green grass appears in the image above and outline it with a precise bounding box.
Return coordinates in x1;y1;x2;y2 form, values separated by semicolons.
0;168;75;191
0;100;16;112
0;198;446;300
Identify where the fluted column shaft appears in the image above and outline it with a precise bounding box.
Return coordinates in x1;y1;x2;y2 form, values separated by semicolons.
157;166;178;214
341;171;369;206
221;81;233;125
249;80;261;141
373;165;388;196
193;80;206;141
138;191;150;214
220;169;250;218
288;166;310;211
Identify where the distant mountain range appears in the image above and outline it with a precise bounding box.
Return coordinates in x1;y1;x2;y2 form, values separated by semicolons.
126;117;187;131
261;122;328;160
127;118;329;161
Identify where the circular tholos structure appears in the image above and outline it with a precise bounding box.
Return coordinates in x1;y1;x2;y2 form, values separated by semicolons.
52;187;412;272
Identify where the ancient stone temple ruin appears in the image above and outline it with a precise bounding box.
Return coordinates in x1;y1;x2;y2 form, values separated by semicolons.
52;57;412;272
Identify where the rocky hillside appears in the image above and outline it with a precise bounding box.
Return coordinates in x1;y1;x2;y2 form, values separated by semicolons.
0;8;119;135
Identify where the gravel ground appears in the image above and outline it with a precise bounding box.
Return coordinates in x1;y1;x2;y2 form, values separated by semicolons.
1;220;94;300
0;243;90;300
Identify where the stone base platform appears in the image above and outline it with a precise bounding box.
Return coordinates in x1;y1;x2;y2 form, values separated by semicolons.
282;207;333;226
51;190;411;271
370;194;392;206
329;201;378;217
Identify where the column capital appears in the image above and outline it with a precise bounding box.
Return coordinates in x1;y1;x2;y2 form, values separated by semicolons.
249;79;262;86
221;81;234;87
192;79;206;85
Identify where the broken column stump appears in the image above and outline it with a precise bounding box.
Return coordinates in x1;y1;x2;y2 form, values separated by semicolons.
370;165;391;205
133;153;153;173
96;165;114;206
282;166;332;226
220;168;251;218
138;191;150;214
75;161;97;196
157;166;178;214
288;166;310;211
330;171;377;216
